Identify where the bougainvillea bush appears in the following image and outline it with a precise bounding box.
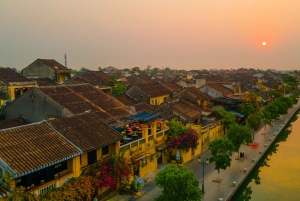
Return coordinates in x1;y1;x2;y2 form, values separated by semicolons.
8;154;132;201
82;153;132;190
167;118;200;150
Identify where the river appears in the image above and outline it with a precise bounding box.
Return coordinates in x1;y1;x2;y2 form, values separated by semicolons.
231;111;300;201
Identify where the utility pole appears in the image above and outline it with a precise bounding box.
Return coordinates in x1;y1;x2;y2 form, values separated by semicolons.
65;54;67;68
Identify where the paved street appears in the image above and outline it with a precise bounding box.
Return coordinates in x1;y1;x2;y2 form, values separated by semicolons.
111;101;300;201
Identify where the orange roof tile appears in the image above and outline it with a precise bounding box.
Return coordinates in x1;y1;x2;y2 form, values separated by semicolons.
0;122;79;175
37;84;132;121
0;68;31;83
48;113;123;152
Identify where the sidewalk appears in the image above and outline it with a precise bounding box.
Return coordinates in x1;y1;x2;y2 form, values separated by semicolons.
110;102;300;201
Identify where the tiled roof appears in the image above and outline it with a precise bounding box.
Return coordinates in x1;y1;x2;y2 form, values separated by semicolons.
206;75;233;83
137;82;170;97
39;59;69;71
67;71;116;87
115;94;138;106
63;76;88;85
171;100;201;119
207;83;234;96
183;99;213;116
48;113;123;152
0;122;79;175
37;84;132;121
160;82;183;93
186;87;213;100
133;102;155;113
31;78;58;86
0;117;28;130
0;68;31;83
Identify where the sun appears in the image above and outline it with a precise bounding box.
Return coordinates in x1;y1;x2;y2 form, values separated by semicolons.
262;42;266;46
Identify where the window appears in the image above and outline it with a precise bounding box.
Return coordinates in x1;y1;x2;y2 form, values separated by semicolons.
102;145;109;155
0;167;3;177
40;184;55;194
88;150;97;165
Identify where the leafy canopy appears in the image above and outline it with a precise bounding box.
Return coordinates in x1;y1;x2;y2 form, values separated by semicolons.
209;138;234;174
227;124;253;152
155;164;202;201
213;108;236;129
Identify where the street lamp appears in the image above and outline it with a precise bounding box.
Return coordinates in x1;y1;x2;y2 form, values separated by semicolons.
198;156;210;194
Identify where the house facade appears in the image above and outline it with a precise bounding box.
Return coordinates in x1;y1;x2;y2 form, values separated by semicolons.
0;112;123;200
126;83;170;106
0;67;36;103
22;59;71;83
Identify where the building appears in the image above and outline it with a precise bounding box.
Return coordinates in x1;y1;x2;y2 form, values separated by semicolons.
4;84;133;123
126;82;170;106
0;67;36;103
0;112;123;200
65;71;118;94
22;59;71;83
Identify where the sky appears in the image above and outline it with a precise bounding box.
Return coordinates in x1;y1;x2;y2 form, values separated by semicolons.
1;0;300;71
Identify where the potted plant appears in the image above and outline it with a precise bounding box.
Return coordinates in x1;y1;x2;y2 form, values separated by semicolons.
131;176;142;196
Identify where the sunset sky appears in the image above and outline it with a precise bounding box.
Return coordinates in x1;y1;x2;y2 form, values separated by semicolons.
1;0;300;71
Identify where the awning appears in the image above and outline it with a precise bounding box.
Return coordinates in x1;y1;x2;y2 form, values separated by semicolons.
128;112;162;123
155;142;168;151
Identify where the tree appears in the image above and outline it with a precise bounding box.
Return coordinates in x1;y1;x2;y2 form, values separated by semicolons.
269;90;282;99
277;96;293;108
70;68;78;75
132;67;140;71
150;67;159;76
227;123;252;153
79;67;90;73
209;138;234;178
155;164;202;201
262;104;279;121
273;100;288;115
112;83;126;95
213;108;236;134
246;114;262;142
239;102;258;116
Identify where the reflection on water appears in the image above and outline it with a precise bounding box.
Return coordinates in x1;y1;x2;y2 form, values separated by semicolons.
232;112;300;201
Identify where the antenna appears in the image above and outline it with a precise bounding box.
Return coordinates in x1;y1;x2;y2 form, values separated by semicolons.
65;53;67;68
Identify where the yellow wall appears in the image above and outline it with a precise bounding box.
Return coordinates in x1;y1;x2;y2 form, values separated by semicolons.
150;95;169;105
8;84;36;100
119;121;169;179
57;73;69;83
257;79;268;89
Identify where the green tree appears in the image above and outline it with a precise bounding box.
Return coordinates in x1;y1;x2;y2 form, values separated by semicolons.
246;114;262;142
273;100;288;115
269;90;282;99
132;67;140;71
239;102;257;116
213;108;236;134
79;67;90;73
209;138;234;178
155;164;202;201
150;67;160;76
277;96;293;108
70;68;78;75
108;80;115;88
112;83;126;95
262;104;279;129
227;124;252;153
